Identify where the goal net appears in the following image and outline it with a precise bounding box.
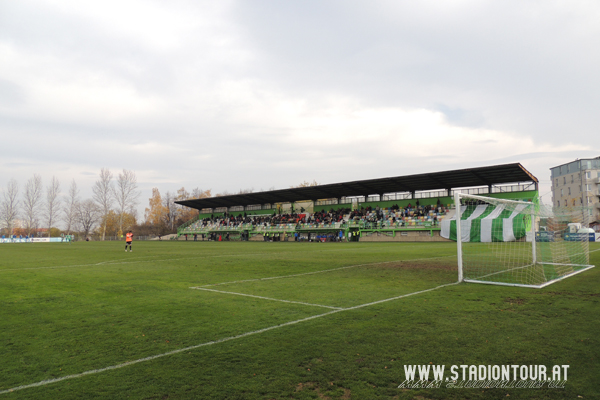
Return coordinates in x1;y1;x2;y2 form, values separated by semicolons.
449;193;595;288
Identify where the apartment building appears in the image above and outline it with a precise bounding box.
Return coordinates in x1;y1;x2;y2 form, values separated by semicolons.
550;157;600;227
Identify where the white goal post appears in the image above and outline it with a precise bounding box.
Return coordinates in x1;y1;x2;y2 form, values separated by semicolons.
451;192;595;288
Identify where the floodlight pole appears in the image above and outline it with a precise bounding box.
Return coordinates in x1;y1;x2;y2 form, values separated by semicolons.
455;191;464;282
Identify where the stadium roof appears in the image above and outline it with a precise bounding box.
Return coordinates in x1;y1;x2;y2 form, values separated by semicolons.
176;163;538;210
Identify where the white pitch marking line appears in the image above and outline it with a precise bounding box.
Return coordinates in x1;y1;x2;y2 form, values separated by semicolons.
191;287;344;310
0;281;458;395
0;252;283;272
0;257;156;272
0;247;375;272
199;255;456;288
343;281;459;310
0;310;339;395
0;253;266;272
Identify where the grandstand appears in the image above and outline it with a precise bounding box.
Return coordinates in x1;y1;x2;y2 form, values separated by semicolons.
176;163;539;242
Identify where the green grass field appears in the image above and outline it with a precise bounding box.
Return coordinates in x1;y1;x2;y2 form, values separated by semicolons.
1;241;598;399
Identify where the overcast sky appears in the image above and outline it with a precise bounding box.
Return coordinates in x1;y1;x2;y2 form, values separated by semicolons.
1;0;599;218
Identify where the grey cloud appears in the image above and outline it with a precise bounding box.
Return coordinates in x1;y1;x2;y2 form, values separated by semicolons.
0;79;25;106
1;0;598;215
232;0;600;140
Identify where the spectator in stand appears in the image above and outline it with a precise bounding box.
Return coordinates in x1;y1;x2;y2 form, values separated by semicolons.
182;202;445;242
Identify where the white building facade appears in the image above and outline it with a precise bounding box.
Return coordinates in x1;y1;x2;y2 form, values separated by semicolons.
550;157;600;227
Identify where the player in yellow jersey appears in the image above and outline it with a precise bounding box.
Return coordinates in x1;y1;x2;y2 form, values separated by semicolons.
125;231;133;252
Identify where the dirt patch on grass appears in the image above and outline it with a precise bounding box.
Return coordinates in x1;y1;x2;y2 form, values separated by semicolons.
295;382;351;399
295;382;315;392
535;291;600;298
371;259;457;271
504;297;527;305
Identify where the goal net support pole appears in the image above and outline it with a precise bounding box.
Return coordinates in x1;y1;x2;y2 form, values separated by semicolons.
530;204;537;266
455;191;464;282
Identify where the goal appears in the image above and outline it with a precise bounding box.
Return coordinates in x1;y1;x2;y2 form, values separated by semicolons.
451;192;595;288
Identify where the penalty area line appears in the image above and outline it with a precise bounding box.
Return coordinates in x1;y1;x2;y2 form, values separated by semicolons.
0;250;359;272
191;287;344;310
199;255;457;288
0;281;458;395
0;253;280;272
0;310;339;395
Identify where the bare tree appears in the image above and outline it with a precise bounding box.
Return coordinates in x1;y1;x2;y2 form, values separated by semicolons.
292;180;319;188
113;169;140;235
190;188;212;199
22;174;43;236
92;168;113;241
44;176;61;237
0;179;19;235
63;179;80;235
76;199;100;239
175;187;190;221
163;191;177;231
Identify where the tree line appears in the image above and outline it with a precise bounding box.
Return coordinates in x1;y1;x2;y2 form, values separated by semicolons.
1;173;316;239
0;168;141;240
141;187;211;236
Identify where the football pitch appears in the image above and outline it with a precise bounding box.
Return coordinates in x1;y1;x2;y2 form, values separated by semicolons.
1;241;598;399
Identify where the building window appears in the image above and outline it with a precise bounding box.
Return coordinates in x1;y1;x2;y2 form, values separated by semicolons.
571;175;574;183
586;184;592;191
586;171;592;179
557;201;560;207
563;177;566;184
561;189;564;196
568;187;571;196
564;200;567;206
